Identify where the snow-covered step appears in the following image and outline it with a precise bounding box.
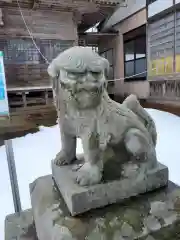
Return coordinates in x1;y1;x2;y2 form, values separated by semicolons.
5;209;37;240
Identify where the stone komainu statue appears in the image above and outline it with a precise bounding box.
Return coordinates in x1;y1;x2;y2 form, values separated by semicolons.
47;46;157;186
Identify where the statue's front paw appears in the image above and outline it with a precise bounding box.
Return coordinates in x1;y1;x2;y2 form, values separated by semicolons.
53;151;74;166
75;162;102;186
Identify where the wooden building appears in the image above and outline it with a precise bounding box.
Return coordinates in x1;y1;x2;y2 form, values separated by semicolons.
0;0;120;110
0;0;122;136
97;0;180;116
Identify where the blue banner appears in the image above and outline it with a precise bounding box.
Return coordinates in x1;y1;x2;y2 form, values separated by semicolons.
0;75;4;87
0;87;5;100
0;51;9;116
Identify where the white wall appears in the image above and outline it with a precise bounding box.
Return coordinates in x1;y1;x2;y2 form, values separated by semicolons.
148;0;173;18
176;0;180;3
103;0;146;29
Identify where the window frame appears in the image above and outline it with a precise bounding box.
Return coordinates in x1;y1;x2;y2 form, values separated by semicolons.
124;34;147;82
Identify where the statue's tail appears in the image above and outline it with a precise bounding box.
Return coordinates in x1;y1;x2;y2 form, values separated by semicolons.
122;94;157;146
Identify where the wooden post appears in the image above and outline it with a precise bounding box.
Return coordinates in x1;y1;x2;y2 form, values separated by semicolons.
45;90;49;105
0;8;4;26
22;92;27;107
5;139;22;215
162;82;166;97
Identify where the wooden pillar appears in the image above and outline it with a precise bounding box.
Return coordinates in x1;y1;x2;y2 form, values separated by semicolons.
45;90;49;105
0;8;4;26
22;92;27;107
73;11;82;46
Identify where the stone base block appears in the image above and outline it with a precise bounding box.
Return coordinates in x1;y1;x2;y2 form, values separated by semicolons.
52;161;168;216
5;209;37;240
30;175;180;240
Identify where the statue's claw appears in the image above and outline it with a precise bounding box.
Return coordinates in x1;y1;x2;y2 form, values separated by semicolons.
53;151;74;166
75;162;102;186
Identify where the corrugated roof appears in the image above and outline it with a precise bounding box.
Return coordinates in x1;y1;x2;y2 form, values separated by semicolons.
79;31;118;46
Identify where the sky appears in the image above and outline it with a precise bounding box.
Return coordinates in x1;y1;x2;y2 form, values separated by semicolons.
1;108;180;239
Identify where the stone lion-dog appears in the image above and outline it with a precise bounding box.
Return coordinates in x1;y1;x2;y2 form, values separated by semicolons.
47;46;157;186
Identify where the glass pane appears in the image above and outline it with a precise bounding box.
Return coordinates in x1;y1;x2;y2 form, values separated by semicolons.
135;58;147;78
135;37;146;59
124;40;135;61
125;61;134;77
147;0;157;4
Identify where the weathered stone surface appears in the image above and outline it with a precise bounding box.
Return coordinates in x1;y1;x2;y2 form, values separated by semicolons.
30;175;180;240
5;209;37;240
48;46;158;187
52;161;168;216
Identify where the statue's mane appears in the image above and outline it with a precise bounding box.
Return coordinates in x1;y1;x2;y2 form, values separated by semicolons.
48;46;109;78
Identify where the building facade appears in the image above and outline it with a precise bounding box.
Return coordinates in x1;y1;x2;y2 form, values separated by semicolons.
2;0;180;110
147;0;180;103
98;0;180;105
99;0;148;99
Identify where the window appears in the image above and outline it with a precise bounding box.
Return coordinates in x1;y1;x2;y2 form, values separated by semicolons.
0;38;74;64
124;35;147;81
100;49;114;80
1;39;39;64
147;0;157;5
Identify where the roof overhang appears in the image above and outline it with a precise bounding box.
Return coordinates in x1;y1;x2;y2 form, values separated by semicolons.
0;0;122;32
78;6;117;33
78;31;118;46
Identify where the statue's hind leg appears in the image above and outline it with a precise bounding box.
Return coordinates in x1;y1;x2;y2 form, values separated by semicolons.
124;128;157;170
123;94;157;146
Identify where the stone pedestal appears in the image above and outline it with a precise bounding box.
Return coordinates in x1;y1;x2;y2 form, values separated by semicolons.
52;161;168;216
30;175;180;240
5;209;37;240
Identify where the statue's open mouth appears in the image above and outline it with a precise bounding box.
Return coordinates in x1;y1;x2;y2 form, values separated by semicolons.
75;84;103;94
61;80;103;93
74;89;98;99
71;88;102;108
76;88;99;94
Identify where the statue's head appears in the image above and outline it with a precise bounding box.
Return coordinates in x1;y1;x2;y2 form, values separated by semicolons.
47;46;109;109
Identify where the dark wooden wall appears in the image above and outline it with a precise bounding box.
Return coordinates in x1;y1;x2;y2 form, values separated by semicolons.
0;8;77;40
0;7;77;88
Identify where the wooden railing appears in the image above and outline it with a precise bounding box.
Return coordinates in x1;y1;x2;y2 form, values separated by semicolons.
149;79;180;101
7;87;53;109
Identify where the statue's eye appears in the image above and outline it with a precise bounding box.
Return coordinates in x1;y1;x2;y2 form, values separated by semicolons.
91;71;101;77
67;72;86;79
67;72;77;79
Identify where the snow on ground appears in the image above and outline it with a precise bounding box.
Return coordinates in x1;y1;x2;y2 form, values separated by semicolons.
0;108;180;238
